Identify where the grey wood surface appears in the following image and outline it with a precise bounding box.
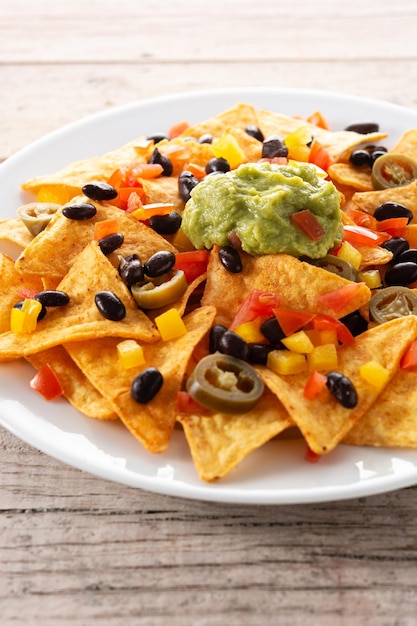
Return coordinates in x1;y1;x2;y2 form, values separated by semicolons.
1;1;417;624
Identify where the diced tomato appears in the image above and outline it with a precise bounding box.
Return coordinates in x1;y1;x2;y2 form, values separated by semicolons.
168;120;190;139
30;364;64;401
311;314;355;346
303;370;328;400
291;209;325;242
17;286;38;300
173;250;209;283
112;186;146;211
316;283;366;313
344;207;377;231
376;217;408;238
229;290;281;331
128;163;164;179
308;138;334;172
306;111;330;130
400;340;417;370
177;390;208;415
343;224;390;247
272;308;315;336
305;446;321;463
258;156;288;165
183;162;206;180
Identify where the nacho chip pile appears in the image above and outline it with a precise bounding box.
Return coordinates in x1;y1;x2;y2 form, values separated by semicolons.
1;101;417;482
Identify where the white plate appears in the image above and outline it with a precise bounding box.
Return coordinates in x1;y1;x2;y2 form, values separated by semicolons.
1;88;417;505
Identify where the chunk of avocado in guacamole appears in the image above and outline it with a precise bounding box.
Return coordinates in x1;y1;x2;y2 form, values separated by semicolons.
181;162;342;258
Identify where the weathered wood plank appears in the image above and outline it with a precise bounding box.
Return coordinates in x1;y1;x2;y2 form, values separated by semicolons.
1;60;416;160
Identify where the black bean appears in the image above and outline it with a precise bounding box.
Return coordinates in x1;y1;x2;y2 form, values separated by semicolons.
62;202;97;220
397;248;417;264
35;290;70;307
98;232;124;255
147;133;169;144
245;124;264;142
384;262;417;287
371;150;389;164
94;291;126;321
209;324;228;353
344;122;379;134
144;250;176;278
261;135;288;159
178;171;199;203
248;343;276;365
349;149;372;167
368;145;388;155
198;133;213;144
149;211;182;235
148;148;173;176
339;310;368;337
260;316;286;344
218;245;242;273
118;256;144;286
374;201;413;223
381;237;409;263
13;300;47;320
218;330;250;362
205;157;230;174
81;181;118;201
326;372;358;408
131;367;163;404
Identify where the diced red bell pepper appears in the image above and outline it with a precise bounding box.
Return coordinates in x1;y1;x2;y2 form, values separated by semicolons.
168;120;190;139
376;217;408;238
311;314;355;346
343;224;390;247
305;446;321;463
306;111;330;130
30;364;64;401
173;250;209;283
303;370;328;400
400;340;417;370
308;138;334;172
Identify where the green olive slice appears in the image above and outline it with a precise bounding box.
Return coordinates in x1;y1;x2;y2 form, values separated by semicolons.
17;202;62;236
131;269;187;309
371;153;417;190
369;286;417;324
186;352;264;414
308;254;359;282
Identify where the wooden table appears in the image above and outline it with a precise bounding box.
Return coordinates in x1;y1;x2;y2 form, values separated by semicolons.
1;2;417;624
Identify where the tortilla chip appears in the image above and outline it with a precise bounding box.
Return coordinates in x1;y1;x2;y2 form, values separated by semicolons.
26;346;117;420
202;247;371;327
352;180;417;221
328;163;373;191
225;127;263;163
15;198;177;280
180;103;259;140
65;306;216;453
343;368;417;447
256;109;387;162
140;176;184;211
0;242;159;362
390;128;417;159
356;245;393;268
178;388;293;481
159;139;215;177
0;218;34;249
0;253;43;333
21;138;151;200
257;316;417;455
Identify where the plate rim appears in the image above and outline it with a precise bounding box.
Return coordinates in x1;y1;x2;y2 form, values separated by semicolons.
1;86;417;505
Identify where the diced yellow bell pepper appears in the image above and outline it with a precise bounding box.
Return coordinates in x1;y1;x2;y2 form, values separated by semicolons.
307;343;338;372
154;308;187;341
358;269;382;289
284;127;312;161
172;228;195;252
359;360;389;391
10;298;43;334
212;133;246;169
233;320;265;344
267;350;307;375
281;330;314;354
37;185;74;205
337;241;363;270
117;340;146;369
305;329;338;347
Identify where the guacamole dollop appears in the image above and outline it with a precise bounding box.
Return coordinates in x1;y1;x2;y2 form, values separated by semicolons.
181;162;342;258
